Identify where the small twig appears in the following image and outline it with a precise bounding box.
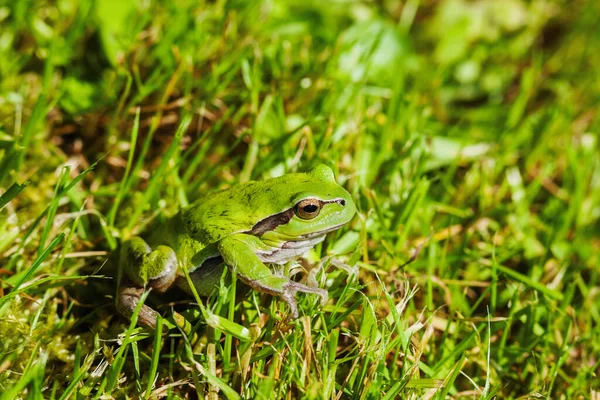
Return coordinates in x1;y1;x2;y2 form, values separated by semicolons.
398;231;433;270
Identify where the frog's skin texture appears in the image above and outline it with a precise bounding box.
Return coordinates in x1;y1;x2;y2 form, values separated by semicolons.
117;164;356;329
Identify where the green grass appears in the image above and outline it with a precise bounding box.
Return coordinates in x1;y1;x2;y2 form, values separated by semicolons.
1;0;599;398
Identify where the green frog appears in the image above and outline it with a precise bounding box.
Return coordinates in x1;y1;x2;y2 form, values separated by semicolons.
117;164;355;329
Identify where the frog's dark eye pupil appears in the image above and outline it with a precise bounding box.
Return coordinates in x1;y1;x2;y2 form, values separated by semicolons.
295;199;322;219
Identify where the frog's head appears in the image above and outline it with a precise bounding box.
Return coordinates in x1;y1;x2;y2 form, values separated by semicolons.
250;164;356;243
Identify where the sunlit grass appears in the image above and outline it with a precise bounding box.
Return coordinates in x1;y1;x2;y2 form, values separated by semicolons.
0;0;599;398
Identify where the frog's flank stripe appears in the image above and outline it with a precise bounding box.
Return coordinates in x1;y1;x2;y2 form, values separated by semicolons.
249;208;295;236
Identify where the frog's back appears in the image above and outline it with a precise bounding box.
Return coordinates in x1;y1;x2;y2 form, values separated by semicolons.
177;166;348;247
180;170;330;244
144;213;208;266
180;181;270;244
141;184;259;262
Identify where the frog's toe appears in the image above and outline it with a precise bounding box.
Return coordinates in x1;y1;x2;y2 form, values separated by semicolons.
283;282;328;317
316;288;329;306
117;286;159;330
281;289;299;319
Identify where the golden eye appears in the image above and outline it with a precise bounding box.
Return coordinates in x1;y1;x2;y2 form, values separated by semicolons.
295;199;321;220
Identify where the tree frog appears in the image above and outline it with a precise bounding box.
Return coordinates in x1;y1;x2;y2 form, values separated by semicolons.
117;164;355;329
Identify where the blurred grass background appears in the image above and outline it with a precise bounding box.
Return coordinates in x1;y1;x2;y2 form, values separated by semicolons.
0;0;599;398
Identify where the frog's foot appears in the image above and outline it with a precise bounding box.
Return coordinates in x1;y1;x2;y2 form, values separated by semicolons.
118;238;179;329
281;282;329;319
116;285;160;330
117;285;197;336
218;234;329;319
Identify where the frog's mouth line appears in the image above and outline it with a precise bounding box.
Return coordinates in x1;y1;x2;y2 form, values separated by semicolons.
296;222;347;239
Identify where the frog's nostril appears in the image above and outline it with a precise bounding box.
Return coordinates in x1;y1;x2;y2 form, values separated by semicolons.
340;199;346;206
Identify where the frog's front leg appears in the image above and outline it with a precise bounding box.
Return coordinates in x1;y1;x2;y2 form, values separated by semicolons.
218;234;328;318
117;237;178;329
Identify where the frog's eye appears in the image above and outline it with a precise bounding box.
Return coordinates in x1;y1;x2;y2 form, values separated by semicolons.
294;199;321;220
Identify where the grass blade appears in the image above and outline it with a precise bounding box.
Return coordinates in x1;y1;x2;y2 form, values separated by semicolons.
0;180;30;209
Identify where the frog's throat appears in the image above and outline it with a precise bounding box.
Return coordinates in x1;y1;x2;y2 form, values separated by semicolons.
256;235;326;265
